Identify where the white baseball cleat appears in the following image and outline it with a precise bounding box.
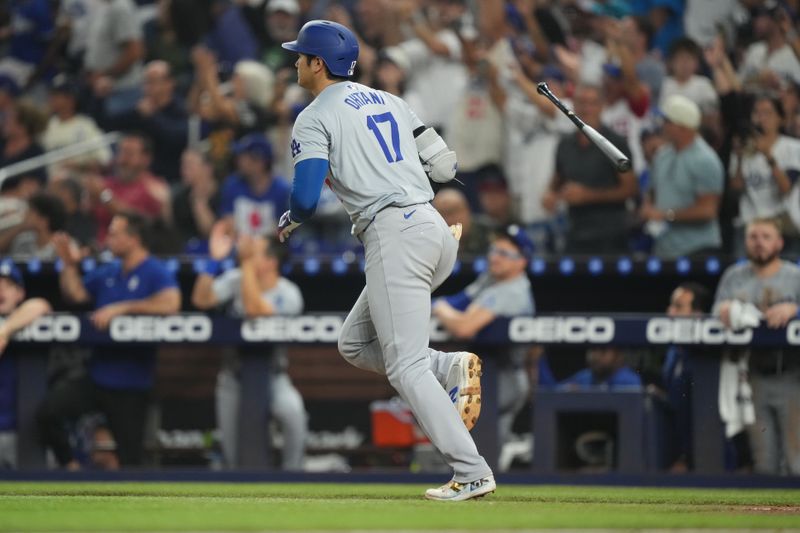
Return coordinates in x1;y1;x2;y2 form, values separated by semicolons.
424;475;496;501
444;352;482;430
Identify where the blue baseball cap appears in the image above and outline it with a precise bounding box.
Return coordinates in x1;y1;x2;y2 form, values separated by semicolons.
49;74;80;97
495;224;535;260
476;163;508;192
541;64;565;83
232;133;273;162
0;73;20;96
602;63;623;79
591;0;631;18
0;260;24;288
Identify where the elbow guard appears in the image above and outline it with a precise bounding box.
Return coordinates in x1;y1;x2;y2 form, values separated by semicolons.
415;127;457;183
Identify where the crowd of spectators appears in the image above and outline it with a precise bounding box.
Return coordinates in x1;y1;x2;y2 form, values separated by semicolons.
0;0;797;260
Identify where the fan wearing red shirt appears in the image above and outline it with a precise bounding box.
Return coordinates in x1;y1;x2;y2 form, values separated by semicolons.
87;133;171;243
600;19;652;175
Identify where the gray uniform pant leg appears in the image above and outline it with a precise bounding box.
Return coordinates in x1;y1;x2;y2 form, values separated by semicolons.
270;372;308;471
0;432;16;469
350;204;491;482
216;368;239;468
339;291;458;384
497;367;531;449
216;368;308;470
748;371;800;475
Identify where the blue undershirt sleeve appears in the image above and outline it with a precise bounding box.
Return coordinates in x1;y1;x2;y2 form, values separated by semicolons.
289;158;329;223
442;291;472;311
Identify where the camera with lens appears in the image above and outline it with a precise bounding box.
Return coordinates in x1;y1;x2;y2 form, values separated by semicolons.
740;121;765;140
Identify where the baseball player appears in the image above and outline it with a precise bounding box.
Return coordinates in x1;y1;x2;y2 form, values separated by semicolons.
277;20;495;501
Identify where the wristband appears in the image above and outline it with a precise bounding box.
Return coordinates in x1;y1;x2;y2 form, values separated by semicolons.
100;189;113;205
196;258;221;276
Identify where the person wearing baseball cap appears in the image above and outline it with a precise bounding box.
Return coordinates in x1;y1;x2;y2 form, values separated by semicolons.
216;133;290;237
640;94;725;258
476;164;515;228
0;259;52;468
42;75;111;176
0;260;24;291
433;224;535;454
232;133;274;162
262;0;302;71
494;224;535;261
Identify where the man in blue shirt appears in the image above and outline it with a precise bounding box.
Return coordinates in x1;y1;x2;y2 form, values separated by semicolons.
630;0;684;58
658;282;711;472
38;212;180;469
203;0;259;70
104;61;189;182
218;134;290;237
559;347;642;390
0;260;52;468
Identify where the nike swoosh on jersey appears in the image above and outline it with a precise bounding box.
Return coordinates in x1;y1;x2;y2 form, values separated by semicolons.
404;209;417;219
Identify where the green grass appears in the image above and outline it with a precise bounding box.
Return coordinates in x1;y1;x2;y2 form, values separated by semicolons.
0;482;798;531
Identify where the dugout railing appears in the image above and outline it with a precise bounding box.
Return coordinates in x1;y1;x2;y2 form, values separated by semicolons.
6;312;798;474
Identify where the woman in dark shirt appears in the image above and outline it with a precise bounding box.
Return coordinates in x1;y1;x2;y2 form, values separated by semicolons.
171;148;220;254
0;100;48;192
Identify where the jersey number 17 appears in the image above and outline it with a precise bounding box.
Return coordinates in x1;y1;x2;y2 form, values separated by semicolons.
367;112;404;163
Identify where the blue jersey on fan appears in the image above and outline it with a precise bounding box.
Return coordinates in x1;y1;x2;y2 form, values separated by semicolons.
219;173;290;236
84;257;177;390
559;367;642;389
9;0;54;66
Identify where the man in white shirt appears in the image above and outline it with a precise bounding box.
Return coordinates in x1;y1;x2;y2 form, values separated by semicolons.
739;3;800;89
659;38;718;113
382;0;469;136
42;75;110;178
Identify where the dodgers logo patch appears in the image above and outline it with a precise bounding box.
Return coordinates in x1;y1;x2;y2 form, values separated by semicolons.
291;139;302;157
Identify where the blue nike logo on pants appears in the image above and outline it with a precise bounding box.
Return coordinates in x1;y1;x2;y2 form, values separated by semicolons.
404;209;417;219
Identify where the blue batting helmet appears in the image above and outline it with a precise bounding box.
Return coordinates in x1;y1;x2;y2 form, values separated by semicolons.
281;20;359;78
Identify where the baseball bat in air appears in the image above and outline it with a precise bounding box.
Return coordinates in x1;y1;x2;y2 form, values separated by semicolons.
536;82;632;173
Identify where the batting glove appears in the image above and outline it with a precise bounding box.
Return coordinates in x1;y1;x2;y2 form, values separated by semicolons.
277;210;301;243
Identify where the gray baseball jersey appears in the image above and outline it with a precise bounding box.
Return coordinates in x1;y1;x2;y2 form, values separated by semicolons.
212;270;304;318
464;271;534;445
714;260;800;374
300;81;491;482
291;82;434;234
210;270;307;470
465;272;535;317
714;261;800;309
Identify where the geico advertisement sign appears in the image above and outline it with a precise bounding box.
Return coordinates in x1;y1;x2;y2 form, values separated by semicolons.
110;315;212;342
241;316;343;342
786;321;800;344
6;315;81;342
645;318;751;344
509;317;615;343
